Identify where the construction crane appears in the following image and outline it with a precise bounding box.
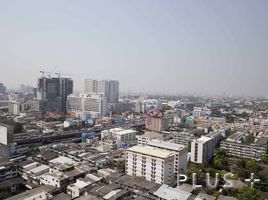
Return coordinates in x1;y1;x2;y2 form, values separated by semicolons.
54;72;71;78
39;66;59;78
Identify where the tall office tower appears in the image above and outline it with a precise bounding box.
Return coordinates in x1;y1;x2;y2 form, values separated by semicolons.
0;83;6;94
67;92;107;120
84;79;119;103
37;77;73;113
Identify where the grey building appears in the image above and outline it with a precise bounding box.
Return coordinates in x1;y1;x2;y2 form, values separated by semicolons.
84;79;119;104
37;77;73;113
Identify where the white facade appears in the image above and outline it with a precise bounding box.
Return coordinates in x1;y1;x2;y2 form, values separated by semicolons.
115;129;137;142
191;131;223;164
0;124;13;146
67;92;107;119
67;179;90;199
193;107;202;119
126;145;176;185
220;142;266;161
84;79;119;104
137;131;163;145
191;136;213;164
147;140;188;181
39;172;68;188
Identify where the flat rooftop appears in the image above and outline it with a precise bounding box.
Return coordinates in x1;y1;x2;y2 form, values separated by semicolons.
148;140;186;151
49;156;77;165
115;129;137;135
196;136;212;143
139;131;163;139
127;145;174;159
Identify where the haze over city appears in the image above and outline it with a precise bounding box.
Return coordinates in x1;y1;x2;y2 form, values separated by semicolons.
0;0;268;96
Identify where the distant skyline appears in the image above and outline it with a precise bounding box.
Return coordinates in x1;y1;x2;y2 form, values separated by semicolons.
0;0;268;96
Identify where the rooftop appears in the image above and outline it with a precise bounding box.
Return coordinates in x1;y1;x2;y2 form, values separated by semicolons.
139;131;163;139
5;185;58;200
196;136;212;143
49;156;77;165
127;145;174;159
28;164;49;174
115;129;137;135
147;140;186;151
153;184;192;200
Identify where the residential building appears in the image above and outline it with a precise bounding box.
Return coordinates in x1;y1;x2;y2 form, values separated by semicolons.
0;123;14;158
8;101;28;115
125;145;176;185
84;79;119;104
193;107;202;119
5;185;58;200
191;136;213;164
0;157;17;182
0;123;14;146
147;140;188;181
0;83;6;94
115;129;137;145
67;174;102;199
173;132;197;146
37;76;73;113
67;92;107;119
191;131;223;164
137;131;163;145
220;141;266;161
146;117;169;132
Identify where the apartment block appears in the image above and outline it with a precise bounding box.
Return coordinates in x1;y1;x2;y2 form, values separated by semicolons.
137;131;163;145
125;145;176;185
191;131;223;164
191;136;214;164
146;117;170;132
220;141;266;161
147;140;188;181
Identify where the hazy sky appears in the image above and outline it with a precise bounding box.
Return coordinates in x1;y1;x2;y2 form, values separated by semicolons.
0;0;268;96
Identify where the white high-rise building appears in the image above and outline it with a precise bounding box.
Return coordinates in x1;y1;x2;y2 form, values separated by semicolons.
191;131;223;164
126;145;176;185
67;93;107;120
147;140;188;182
193;107;202;119
84;79;119;103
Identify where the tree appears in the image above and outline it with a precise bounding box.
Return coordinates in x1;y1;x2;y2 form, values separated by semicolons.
213;149;228;170
237;187;263;200
261;154;268;164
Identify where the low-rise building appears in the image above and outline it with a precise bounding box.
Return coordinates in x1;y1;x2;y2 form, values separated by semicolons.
137;131;163;145
220;141;266;161
0;157;17;182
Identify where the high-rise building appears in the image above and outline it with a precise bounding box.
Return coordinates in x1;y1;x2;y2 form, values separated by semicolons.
147;140;188;182
67;92;107;120
0;123;14;146
0;123;14;158
37;77;73;113
146;117;170;132
84;79;119;103
125;145;176;185
0;83;6;94
191;132;222;164
193;107;202;119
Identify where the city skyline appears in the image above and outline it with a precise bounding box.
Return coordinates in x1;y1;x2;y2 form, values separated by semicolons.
0;0;268;96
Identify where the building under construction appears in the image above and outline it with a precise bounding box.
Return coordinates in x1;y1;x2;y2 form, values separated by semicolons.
37;72;73;113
